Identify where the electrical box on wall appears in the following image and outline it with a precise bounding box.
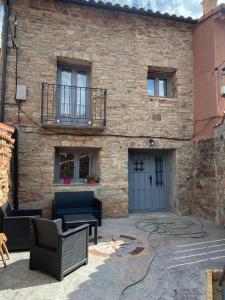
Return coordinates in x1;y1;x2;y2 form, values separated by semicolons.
16;85;27;101
221;86;225;98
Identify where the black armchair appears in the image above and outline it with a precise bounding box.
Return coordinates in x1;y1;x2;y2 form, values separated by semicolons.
29;218;89;281
0;202;42;251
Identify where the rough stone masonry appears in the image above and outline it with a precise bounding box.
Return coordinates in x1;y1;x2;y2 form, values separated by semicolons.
0;123;14;207
193;121;225;224
3;0;194;217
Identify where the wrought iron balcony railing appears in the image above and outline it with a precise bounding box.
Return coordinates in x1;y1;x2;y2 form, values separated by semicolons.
41;83;107;129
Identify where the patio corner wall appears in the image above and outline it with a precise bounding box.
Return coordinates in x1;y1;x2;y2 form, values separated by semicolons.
0;123;15;206
192;121;225;224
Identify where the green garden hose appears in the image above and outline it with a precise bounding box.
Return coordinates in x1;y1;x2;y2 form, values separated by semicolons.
119;217;208;300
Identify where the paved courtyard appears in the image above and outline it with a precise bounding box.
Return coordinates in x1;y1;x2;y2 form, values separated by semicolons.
1;213;225;300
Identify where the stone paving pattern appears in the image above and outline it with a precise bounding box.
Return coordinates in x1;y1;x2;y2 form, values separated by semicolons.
1;213;225;299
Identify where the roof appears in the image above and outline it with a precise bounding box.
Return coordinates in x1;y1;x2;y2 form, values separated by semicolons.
55;0;197;24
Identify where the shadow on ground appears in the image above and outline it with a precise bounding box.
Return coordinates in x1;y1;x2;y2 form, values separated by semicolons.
0;258;56;290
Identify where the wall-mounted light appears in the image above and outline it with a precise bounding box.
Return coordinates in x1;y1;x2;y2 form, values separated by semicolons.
149;137;155;147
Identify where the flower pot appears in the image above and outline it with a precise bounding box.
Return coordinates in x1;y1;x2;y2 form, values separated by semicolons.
88;179;97;184
64;178;72;185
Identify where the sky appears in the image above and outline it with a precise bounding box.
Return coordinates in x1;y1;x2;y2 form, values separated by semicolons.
105;0;225;18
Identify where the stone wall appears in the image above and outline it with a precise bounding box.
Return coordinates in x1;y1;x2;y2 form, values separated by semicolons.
0;123;15;206
3;0;194;217
192;122;225;224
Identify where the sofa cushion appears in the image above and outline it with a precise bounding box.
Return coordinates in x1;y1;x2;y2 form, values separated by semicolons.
55;192;94;208
56;208;99;217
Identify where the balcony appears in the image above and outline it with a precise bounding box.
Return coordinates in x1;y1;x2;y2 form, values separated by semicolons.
41;83;107;131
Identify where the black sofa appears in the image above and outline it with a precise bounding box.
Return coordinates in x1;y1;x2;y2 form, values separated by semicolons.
0;202;42;250
30;218;89;281
52;192;102;226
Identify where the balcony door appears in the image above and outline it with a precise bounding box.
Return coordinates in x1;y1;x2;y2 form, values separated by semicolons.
57;66;90;125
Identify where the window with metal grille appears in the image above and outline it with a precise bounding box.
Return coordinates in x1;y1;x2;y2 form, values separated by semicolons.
155;156;163;187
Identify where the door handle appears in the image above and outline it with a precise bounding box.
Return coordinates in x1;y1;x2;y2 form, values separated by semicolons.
149;175;152;186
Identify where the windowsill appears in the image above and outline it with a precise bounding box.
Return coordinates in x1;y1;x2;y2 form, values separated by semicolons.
53;183;100;187
147;95;176;100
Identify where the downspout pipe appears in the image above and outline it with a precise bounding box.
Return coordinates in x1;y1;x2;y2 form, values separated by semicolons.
0;0;10;123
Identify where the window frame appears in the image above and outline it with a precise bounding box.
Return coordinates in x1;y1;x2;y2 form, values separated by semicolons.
57;63;91;124
55;148;98;184
57;63;90;87
147;73;172;98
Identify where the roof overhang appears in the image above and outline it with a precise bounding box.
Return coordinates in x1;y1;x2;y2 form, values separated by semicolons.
54;0;197;24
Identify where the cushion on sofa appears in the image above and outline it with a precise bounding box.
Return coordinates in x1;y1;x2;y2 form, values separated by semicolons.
56;208;99;217
55;192;94;208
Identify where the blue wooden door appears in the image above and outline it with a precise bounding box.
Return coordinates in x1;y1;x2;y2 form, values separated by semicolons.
128;151;169;212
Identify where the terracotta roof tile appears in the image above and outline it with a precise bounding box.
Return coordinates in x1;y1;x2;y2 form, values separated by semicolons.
55;0;197;24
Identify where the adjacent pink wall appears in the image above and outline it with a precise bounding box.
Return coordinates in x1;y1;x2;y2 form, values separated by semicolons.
193;6;225;140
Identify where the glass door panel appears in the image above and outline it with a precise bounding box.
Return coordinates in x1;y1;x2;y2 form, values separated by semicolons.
57;70;73;124
60;70;72;116
76;72;87;119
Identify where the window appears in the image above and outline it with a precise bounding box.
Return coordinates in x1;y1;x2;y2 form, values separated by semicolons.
155;156;163;187
55;148;98;184
147;67;176;98
57;64;90;125
147;75;171;97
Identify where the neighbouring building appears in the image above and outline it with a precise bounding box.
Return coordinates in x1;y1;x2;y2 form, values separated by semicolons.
1;0;196;218
193;1;225;139
192;2;225;223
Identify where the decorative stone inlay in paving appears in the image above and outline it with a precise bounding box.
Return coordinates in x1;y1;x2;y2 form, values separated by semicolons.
89;233;149;260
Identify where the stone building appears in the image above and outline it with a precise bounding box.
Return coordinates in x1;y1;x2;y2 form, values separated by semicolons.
0;0;196;217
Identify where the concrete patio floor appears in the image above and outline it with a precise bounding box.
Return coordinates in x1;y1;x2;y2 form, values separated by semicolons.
1;213;225;300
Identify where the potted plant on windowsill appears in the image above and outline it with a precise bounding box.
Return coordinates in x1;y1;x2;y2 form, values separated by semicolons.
86;175;99;184
63;165;73;185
